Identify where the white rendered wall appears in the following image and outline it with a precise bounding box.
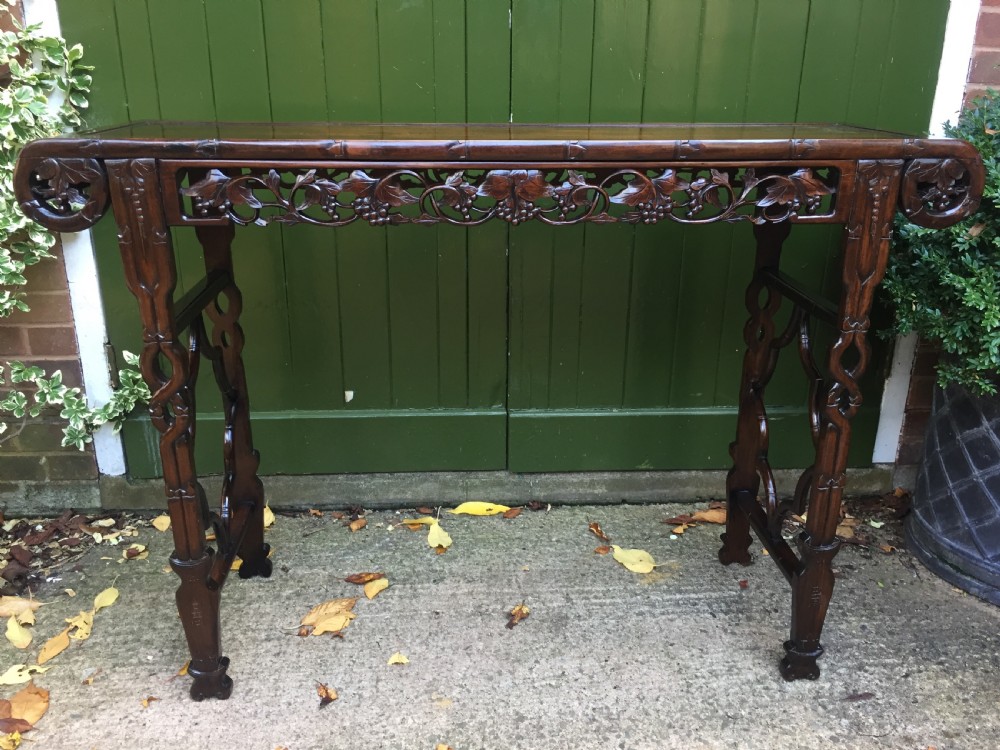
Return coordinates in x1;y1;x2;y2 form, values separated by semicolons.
21;0;126;475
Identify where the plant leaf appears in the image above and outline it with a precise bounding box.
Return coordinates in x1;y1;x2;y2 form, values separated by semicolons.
316;682;338;708
427;522;452;550
7;682;47;727
300;598;357;637
588;522;610;542
447;501;510;516
0;666;49;686
4;618;30;650
344;573;384;585
151;514;171;532
387;652;409;665
93;587;119;614
363;578;389;600
0;599;40;620
400;516;437;530
611;545;656;574
691;508;727;525
263;505;275;528
506;602;530;629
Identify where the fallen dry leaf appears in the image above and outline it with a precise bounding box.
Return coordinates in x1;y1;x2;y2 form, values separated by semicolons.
316;682;338;708
348;518;367;533
433;546;448;555
344;573;384;585
672;524;692;535
140;696;159;709
415;506;435;515
63;589;76;598
81;667;103;685
0;599;40;621
66;610;94;641
5;618;31;650
37;628;70;665
738;579;749;590
502;507;522;519
611;545;656;574
0;720;31;736
0;666;48;686
151;515;171;532
387;652;409;665
93;587;119;614
123;543;148;560
663;514;696;525
308;509;323;517
879;544;897;554
401;516;437;530
435;744;454;750
364;578;389;600
14;610;33;628
588;522;610;542
231;557;243;571
836;523;855;539
448;501;510;516
263;505;276;528
506;602;530;629
427;522;452;550
300;598;357;637
0;730;22;748
691;508;727;524
93;518;116;528
594;545;611;555
7;682;47;728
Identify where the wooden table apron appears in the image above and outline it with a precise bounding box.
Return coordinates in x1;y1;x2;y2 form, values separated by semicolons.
13;123;983;700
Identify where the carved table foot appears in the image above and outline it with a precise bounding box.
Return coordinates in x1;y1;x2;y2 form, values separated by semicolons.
718;532;754;566
237;542;272;580
779;640;823;681
189;656;233;701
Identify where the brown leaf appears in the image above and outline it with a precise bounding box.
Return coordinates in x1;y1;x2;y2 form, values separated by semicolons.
879;544;897;554
663;514;696;525
415;506;435;515
594;545;612;555
81;667;103;685
0;701;9;719
672;524;692;535
0;598;41;620
968;222;987;238
8;682;47;727
527;501;547;512
140;696;159;709
0;718;32;734
300;598;357;637
330;512;345;520
506;602;530;629
502;507;523;519
348;518;367;533
836;523;855;539
308;509;323;517
316;682;338;708
738;579;749;590
344;573;385;585
433;545;449;555
691;508;727;524
588;522;610;542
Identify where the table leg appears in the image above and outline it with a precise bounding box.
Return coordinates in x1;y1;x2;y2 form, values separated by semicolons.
195;224;270;579
106;159;231;700
781;160;902;680
720;220;791;566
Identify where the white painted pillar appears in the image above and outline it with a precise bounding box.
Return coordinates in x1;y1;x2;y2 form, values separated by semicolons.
21;0;126;475
873;0;981;464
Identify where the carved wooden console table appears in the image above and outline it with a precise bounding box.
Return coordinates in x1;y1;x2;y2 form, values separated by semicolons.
14;122;983;700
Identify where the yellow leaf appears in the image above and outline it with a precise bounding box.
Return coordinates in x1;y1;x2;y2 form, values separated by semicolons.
400;516;437;530
5;617;31;650
36;628;70;666
611;545;656;574
66;610;94;641
231;557;243;571
93;587;119;614
387;652;409;665
691;508;727;525
0;666;49;686
506;602;530;629
140;696;159;709
0;599;41;620
263;505;275;528
14;610;33;627
151;514;171;532
93;518;116;528
64;589;76;598
427;522;452;549
363;578;389;600
123;544;148;561
300;598;357;636
0;731;20;749
316;682;338;708
435;744;454;750
8;682;48;727
447;501;511;516
177;661;189;677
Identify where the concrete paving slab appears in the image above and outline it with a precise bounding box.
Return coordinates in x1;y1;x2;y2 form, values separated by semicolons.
11;504;1000;750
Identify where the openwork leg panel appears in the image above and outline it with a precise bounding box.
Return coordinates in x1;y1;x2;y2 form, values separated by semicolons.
106;159;232;700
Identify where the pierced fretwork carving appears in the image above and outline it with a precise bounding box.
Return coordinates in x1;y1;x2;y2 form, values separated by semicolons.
177;165;837;228
16;156;108;231
899;157;982;228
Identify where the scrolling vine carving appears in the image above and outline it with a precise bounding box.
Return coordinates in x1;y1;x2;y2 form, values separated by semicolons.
178;165;837;228
18;156;107;231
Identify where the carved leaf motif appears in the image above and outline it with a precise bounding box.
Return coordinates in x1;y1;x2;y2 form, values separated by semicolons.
442;171;477;204
554;170;595;205
374;177;419;207
610;175;655;206
788;168;833;198
477;171;514;200
340;170;379;199
226;179;263;210
180;169;230;206
477;170;552;202
651;169;690;197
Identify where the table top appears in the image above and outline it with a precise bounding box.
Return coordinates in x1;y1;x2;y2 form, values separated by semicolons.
18;120;979;163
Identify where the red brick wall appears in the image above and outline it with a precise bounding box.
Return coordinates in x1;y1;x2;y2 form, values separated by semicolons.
967;1;1000;104
1;0;98;485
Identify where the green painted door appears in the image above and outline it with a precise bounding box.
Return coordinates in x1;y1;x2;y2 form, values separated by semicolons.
57;0;949;478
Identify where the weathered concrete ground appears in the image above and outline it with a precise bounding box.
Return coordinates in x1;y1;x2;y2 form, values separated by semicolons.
12;503;1000;750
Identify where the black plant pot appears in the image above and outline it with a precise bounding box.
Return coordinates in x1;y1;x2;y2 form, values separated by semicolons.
906;383;1000;604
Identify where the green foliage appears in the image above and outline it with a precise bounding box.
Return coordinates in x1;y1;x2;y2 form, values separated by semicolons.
885;91;1000;395
0;8;149;451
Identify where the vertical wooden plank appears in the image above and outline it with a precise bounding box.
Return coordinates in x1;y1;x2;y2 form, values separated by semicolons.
588;0;647;122
796;0;863;122
465;1;510;410
113;0;159;120
876;0;949;133
669;0;755;408
319;1;391;409
205;0;270;120
845;0;895;126
465;0;510;123
260;0;330;410
379;0;440;407
323;0;381;121
623;0;703;408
